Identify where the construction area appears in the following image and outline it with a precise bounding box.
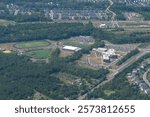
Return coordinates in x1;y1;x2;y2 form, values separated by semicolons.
0;43;14;54
78;47;119;69
0;36;139;67
78;43;139;70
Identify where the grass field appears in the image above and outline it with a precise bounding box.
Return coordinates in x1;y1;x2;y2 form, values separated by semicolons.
64;41;89;48
56;72;75;86
15;41;50;49
104;90;115;96
25;49;51;59
0;19;15;26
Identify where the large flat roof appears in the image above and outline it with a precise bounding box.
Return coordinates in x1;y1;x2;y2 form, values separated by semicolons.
63;46;81;51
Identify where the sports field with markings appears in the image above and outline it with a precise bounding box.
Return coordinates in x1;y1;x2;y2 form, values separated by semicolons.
63;41;90;48
25;49;51;59
15;41;50;49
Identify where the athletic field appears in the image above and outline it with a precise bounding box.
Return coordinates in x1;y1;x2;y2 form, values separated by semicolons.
25;49;51;59
15;41;50;49
63;41;89;48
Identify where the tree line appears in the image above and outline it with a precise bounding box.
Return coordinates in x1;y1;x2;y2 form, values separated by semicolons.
116;49;140;66
0;44;109;99
0;22;150;44
111;3;150;20
0;22;93;43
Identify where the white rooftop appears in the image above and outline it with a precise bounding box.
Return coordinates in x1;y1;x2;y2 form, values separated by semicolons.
97;48;107;51
100;24;106;27
103;54;109;60
63;46;81;51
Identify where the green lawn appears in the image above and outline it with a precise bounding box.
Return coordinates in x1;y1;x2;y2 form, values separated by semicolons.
15;41;50;49
64;41;89;48
25;49;51;59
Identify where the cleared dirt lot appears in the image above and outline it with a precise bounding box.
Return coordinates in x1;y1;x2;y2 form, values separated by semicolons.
0;43;14;50
78;52;103;70
60;50;74;57
88;55;102;65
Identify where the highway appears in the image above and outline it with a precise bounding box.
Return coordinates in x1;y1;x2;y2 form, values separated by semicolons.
143;68;150;87
78;50;150;100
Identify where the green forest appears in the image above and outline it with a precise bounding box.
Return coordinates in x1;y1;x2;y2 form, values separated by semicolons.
0;0;150;100
111;4;150;20
0;22;150;44
0;46;108;99
0;22;93;43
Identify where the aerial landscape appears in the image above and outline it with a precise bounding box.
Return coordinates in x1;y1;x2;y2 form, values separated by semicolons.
0;0;150;100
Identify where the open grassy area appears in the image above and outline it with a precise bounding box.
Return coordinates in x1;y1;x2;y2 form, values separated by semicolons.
64;41;89;48
32;91;50;100
0;19;15;26
15;41;50;49
25;49;51;59
104;90;115;96
55;72;75;86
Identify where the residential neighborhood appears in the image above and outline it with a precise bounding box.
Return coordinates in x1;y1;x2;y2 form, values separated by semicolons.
127;58;150;95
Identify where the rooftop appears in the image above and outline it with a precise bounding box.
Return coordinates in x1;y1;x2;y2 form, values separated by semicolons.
63;46;81;51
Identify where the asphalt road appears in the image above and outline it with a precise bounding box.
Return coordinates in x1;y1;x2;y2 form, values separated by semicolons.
78;50;150;100
143;68;150;87
107;0;116;21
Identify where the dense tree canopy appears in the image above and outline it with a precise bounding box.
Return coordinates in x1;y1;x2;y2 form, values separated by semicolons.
0;22;150;44
0;22;94;43
0;46;109;99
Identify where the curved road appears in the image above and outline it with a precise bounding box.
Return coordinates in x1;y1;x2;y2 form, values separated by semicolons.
143;68;150;87
106;0;116;21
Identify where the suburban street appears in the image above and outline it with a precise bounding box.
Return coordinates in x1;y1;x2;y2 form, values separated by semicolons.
106;0;116;21
105;0;119;27
78;50;150;100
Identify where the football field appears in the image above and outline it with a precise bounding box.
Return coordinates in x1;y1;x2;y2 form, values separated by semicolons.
25;49;51;59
